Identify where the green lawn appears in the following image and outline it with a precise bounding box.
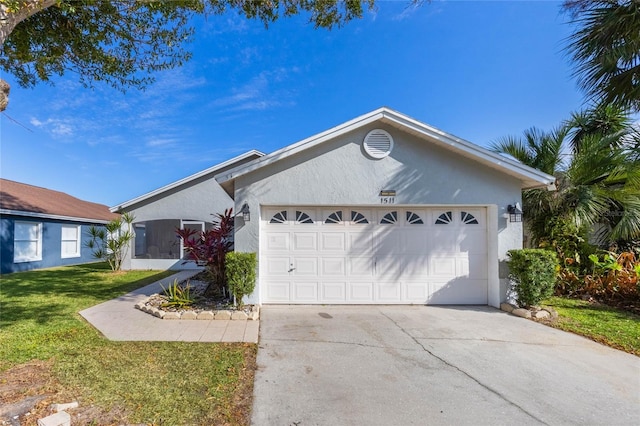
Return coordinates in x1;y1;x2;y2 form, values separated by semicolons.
542;296;640;356
0;263;256;425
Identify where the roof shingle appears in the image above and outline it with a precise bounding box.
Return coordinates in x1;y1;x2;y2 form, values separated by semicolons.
0;179;119;222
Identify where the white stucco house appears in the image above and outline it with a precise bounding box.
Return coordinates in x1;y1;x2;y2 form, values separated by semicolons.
112;107;554;307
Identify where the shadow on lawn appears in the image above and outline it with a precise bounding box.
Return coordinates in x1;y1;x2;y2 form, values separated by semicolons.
0;263;173;327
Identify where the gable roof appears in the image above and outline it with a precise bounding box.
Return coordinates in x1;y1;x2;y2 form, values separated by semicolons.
215;107;556;191
0;178;119;223
111;150;264;212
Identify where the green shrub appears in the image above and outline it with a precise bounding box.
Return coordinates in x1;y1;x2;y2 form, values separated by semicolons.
507;249;559;308
225;252;257;308
160;279;198;308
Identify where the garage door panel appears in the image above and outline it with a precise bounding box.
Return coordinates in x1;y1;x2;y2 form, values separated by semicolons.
402;255;429;277
321;233;346;252
405;282;429;302
375;231;400;254
292;257;318;276
321;257;346;275
293;232;317;250
349;282;373;302
375;256;400;279
265;282;290;301
402;231;428;254
321;282;346;302
266;257;290;275
467;254;488;279
431;256;457;276
348;256;374;277
265;232;289;251
349;231;373;253
292;281;318;302
375;282;401;302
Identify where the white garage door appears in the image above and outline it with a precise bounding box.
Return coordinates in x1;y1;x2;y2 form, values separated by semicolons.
261;207;488;304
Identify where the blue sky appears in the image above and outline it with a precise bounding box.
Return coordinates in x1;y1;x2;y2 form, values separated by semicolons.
0;0;584;207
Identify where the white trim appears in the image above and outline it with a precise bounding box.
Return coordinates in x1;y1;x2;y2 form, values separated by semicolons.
1;208;111;224
13;221;43;263
214;107;555;190
486;205;500;308
110;150;264;212
61;224;81;259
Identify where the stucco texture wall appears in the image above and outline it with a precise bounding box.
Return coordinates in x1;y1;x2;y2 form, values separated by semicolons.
233;123;524;305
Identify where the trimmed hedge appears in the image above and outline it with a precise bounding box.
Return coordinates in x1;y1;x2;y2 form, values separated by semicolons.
225;252;257;308
507;249;559;308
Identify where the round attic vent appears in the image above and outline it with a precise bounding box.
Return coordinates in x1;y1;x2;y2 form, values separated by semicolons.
363;129;393;159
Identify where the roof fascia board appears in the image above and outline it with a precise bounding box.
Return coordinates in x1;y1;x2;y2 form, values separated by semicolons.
0;209;112;224
215;107;554;188
111;150;264;212
379;111;556;186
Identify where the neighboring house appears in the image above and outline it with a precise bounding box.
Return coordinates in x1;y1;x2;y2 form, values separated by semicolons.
0;179;119;274
113;107;555;307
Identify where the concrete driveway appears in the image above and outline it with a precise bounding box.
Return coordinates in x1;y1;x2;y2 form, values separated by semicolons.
251;305;639;426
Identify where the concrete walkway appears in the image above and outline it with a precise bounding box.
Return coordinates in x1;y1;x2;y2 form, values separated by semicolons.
79;270;259;343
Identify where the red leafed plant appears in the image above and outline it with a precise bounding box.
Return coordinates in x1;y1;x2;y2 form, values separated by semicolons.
175;208;234;297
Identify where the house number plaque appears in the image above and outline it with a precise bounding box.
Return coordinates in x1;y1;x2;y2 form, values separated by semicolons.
379;190;396;204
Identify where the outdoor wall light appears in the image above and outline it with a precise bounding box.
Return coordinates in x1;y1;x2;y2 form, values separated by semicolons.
240;203;250;222
507;203;523;223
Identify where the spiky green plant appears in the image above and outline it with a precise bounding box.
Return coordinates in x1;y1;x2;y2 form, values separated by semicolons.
86;211;135;271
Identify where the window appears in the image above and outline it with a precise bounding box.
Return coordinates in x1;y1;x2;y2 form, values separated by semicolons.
461;211;479;225
435;211;453;225
14;221;42;262
406;211;424;224
270;211;288;224
296;211;314;224
351;211;369;224
380;211;398;224
61;225;81;258
325;210;343;224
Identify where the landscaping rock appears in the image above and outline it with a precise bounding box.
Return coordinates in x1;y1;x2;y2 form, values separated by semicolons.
51;402;78;412
533;310;550;319
150;308;164;319
181;311;197;320
500;303;516;313
248;311;259;321
37;411;70;426
511;308;532;319
231;311;248;320
197;311;215;320
163;312;181;320
215;310;232;320
543;307;559;319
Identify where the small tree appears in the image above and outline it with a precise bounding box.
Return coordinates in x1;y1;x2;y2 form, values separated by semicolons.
86;212;134;272
176;208;233;297
507;249;559;308
225;252;257;308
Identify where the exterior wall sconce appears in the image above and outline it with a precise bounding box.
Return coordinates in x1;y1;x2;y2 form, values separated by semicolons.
240;203;250;222
507;203;523;223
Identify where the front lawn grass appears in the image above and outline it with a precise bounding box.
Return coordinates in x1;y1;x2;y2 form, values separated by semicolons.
0;263;256;425
542;296;640;356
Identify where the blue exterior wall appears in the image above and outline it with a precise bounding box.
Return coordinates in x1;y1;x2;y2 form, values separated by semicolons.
0;215;105;274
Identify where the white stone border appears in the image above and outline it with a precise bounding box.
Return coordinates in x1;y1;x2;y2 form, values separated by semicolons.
135;296;259;320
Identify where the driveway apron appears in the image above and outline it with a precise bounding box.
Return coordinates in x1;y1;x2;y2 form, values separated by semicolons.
251;305;639;426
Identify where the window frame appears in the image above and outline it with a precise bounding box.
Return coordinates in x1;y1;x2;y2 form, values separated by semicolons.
61;224;81;258
14;221;43;263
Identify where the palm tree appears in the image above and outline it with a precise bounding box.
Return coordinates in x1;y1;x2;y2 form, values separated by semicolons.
564;0;640;112
491;107;640;248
